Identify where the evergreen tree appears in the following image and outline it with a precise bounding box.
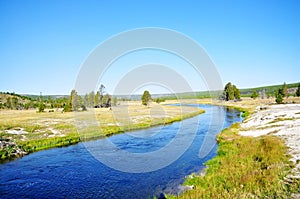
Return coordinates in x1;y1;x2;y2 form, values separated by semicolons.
251;90;259;99
66;89;83;111
38;102;45;112
63;103;72;112
6;97;12;109
222;82;240;101
12;97;18;109
70;89;79;111
38;93;45;112
282;82;288;98
223;82;234;101
296;83;300;97
99;84;105;107
141;90;151;106
95;91;100;107
102;94;112;108
233;85;241;100
275;89;284;104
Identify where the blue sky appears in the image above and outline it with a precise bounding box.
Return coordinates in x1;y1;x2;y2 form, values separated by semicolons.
0;0;299;95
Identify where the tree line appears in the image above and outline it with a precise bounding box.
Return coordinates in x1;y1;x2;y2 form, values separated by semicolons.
1;82;300;110
222;82;300;104
0;84;118;112
62;84;118;112
274;82;300;104
141;82;300;106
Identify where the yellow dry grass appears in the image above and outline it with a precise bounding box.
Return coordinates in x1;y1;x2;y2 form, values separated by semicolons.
0;101;203;142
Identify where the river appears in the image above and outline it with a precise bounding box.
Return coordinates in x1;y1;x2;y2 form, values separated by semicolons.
0;104;242;198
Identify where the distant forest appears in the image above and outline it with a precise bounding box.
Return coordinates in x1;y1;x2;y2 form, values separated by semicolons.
1;82;299;110
0;84;117;111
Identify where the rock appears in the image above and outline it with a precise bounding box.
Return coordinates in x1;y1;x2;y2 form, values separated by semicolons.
157;193;166;199
0;139;27;159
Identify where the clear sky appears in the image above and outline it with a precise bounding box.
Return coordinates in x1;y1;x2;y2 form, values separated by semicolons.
1;0;299;95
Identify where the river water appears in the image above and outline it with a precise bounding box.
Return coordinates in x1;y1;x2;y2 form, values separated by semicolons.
0;105;242;198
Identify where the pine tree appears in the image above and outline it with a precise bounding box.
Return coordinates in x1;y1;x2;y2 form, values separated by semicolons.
70;89;78;111
233;85;241;100
141;90;151;106
222;82;240;101
275;89;284;104
251;90;259;99
296;83;300;97
99;84;105;107
6;97;12;109
224;82;234;101
282;82;288;98
102;94;111;108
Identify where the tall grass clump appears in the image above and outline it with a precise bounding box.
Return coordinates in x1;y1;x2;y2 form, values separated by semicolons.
18;133;80;153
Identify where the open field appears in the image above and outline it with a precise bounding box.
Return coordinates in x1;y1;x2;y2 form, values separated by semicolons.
0;101;204;160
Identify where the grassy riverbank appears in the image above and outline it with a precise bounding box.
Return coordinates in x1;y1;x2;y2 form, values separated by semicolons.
167;97;300;198
169;123;299;198
0;101;204;160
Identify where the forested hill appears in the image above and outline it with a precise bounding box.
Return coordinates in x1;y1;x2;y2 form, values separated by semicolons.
0;92;35;110
239;82;299;97
0;92;68;110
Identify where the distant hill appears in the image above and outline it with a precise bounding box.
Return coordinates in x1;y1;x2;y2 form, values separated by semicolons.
0;92;69;110
134;82;300;100
1;82;299;107
0;92;36;110
137;82;300;100
239;82;299;97
23;94;69;101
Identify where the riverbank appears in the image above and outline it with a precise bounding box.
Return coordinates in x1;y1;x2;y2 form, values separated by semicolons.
0;101;204;160
169;99;300;198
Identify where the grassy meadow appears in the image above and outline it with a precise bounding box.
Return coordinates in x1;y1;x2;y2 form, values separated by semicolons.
0;101;204;160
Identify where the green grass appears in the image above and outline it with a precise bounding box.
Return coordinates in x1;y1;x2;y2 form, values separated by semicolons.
18;133;81;153
233;107;250;119
0;107;205;160
167;123;300;198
